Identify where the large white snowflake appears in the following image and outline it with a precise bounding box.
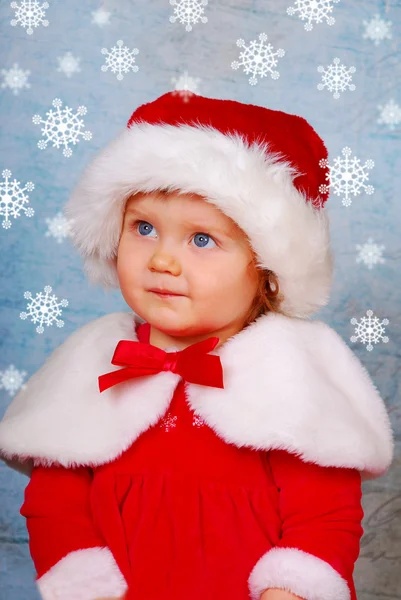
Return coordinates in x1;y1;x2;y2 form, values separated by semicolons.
171;70;201;102
231;33;285;85
350;309;389;352
57;51;81;78
355;237;385;270
287;0;340;31
10;0;49;35
319;147;374;207
0;169;35;229
377;99;401;130
317;57;356;99
91;7;111;27
101;40;139;81
20;285;69;334
45;211;73;243
32;98;92;158
1;63;31;95
169;0;208;32
363;14;392;46
0;365;27;396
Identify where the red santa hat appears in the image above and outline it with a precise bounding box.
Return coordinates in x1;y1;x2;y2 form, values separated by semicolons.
65;91;333;319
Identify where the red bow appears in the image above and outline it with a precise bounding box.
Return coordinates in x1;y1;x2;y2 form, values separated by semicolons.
98;336;224;393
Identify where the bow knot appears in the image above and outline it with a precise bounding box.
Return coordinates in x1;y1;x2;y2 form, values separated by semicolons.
98;336;224;393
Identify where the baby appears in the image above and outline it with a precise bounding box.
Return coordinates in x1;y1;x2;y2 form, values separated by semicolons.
0;91;394;600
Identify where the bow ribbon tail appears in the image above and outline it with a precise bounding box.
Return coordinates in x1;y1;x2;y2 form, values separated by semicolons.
98;366;159;393
177;353;224;388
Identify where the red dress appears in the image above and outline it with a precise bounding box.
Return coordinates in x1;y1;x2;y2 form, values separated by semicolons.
20;319;363;600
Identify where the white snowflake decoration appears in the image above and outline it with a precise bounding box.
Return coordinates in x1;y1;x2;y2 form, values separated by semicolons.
317;57;356;99
319;147;374;207
101;40;139;81
45;211;73;243
20;285;69;334
0;365;27;396
192;414;205;428
231;33;285;86
57;51;81;78
355;237;385;270
160;412;178;432
1;63;31;95
171;70;201;102
0;169;35;229
356;238;385;269
91;7;111;27
350;309;389;352
377;99;401;130
363;14;392;46
169;0;208;32
287;0;340;31
10;0;49;35
32;98;92;158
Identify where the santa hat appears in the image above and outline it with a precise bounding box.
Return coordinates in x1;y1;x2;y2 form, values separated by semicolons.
64;91;333;319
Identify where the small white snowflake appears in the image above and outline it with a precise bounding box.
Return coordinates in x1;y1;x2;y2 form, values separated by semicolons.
57;51;81;78
44;211;73;243
20;285;69;334
91;7;111;27
171;70;201;102
350;309;389;352
319;147;374;207
231;33;285;86
287;0;340;31
160;412;178;432
377;99;401;130
169;0;208;32
356;237;385;270
192;413;205;428
317;57;356;99
0;169;35;229
101;40;139;81
1;63;31;95
32;98;92;158
10;0;49;35
363;14;392;46
0;365;28;396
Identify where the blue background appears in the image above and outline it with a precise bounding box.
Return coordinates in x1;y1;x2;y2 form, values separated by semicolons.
0;1;400;598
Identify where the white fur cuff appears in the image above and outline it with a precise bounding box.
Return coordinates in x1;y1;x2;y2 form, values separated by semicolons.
248;547;350;600
36;547;128;600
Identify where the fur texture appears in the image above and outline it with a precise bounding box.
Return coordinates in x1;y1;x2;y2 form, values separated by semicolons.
0;311;393;480
36;547;128;599
248;547;350;600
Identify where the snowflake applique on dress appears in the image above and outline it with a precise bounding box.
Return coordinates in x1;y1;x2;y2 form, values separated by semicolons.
169;0;208;32
1;63;31;95
317;57;356;99
355;238;385;270
231;33;285;85
32;98;92;158
10;0;49;35
0;365;27;396
159;412;178;432
350;310;389;352
101;40;139;81
319;147;374;207
0;169;35;229
362;14;392;46
20;285;69;334
287;0;340;31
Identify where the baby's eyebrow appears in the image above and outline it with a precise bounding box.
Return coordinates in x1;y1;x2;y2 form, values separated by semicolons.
125;206;236;238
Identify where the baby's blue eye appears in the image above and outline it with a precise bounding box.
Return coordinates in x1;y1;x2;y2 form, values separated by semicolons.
133;220;217;249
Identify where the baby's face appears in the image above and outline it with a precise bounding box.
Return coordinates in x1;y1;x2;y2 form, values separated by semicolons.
116;190;259;349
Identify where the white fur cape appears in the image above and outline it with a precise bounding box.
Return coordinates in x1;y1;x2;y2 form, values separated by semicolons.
0;311;394;481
